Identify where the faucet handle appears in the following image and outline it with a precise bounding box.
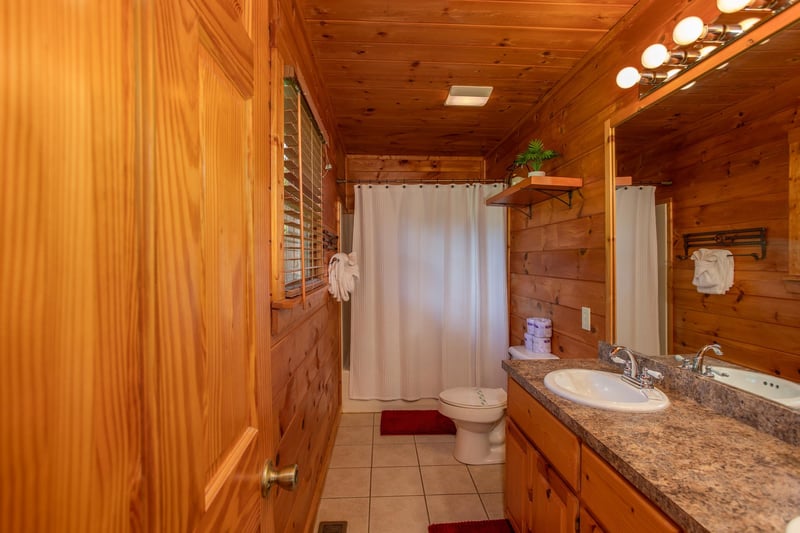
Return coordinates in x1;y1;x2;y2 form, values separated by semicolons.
644;368;663;380
674;355;692;369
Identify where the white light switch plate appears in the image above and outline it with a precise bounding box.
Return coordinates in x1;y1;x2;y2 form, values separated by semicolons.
581;307;591;331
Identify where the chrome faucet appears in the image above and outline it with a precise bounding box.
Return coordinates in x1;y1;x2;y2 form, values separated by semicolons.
690;343;724;376
610;345;638;380
610;345;663;389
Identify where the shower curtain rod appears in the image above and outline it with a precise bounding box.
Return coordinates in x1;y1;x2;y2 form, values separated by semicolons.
616;180;673;188
336;179;504;186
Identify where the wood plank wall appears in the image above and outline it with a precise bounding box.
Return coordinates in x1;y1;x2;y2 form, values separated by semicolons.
343;155;491;212
270;290;340;533
617;74;800;382
485;0;720;359
272;1;345;531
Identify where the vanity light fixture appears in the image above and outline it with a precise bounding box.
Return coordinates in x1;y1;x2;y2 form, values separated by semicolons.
615;0;798;91
445;85;493;107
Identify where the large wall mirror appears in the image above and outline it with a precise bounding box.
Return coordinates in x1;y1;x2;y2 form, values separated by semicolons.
607;13;800;400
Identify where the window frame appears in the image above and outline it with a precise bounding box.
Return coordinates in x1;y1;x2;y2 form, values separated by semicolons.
270;52;327;305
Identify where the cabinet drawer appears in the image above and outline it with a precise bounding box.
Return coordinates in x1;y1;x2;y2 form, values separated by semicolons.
507;378;580;491
581;445;680;533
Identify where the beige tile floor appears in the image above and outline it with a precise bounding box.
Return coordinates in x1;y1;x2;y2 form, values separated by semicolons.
313;412;506;533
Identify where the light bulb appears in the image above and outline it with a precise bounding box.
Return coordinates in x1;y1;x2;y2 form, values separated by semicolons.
616;67;641;89
666;68;682;79
641;44;670;69
717;0;751;12
680;81;697;91
673;16;706;45
739;17;761;30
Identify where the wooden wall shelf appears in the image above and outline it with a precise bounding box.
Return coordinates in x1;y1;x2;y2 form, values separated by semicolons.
486;175;583;217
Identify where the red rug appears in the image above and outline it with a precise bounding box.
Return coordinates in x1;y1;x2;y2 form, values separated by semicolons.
428;519;512;533
379;410;456;435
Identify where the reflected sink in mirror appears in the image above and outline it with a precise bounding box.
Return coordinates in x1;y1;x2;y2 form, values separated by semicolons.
707;366;800;408
544;369;670;413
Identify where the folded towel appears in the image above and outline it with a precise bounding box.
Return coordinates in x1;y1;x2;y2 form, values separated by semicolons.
328;252;360;302
691;248;734;294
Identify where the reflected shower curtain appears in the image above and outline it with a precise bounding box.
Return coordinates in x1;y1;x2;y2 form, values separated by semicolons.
615;186;661;355
349;184;508;400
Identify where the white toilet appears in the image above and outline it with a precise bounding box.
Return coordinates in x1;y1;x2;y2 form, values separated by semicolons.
437;346;560;465
438;386;508;465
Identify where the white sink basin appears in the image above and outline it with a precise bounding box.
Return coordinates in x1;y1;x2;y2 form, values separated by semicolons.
544;369;670;413
707;366;800;408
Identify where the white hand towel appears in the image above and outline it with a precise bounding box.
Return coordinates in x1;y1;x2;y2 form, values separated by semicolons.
691;248;734;294
328;252;360;302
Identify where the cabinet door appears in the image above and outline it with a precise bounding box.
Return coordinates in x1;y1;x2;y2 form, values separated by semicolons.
581;446;680;533
580;508;605;533
506;420;532;533
532;450;579;533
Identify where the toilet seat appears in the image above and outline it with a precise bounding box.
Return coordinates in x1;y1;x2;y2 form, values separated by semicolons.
439;387;507;409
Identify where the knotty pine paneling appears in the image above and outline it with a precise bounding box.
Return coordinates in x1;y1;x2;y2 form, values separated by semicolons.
616;71;800;381
343;155;492;212
273;355;338;533
303;0;634;31
270;292;341;533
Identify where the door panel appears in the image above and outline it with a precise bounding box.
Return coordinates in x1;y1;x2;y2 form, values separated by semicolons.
198;43;259;523
143;0;272;531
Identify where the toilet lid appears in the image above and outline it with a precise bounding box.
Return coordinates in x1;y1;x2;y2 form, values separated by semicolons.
439;387;507;409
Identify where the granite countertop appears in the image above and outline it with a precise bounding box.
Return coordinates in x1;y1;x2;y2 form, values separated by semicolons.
503;358;800;533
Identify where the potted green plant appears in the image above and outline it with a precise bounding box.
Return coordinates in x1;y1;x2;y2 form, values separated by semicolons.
514;139;560;179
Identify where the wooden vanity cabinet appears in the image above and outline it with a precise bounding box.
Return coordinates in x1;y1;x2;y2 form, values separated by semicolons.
505;418;579;533
505;378;681;533
506;379;580;533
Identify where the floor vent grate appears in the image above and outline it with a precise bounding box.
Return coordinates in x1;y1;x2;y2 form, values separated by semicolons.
318;521;347;533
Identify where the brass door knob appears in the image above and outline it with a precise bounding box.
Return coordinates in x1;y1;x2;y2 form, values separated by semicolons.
261;460;299;498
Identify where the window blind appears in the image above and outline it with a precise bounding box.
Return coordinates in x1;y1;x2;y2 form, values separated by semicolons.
283;79;324;298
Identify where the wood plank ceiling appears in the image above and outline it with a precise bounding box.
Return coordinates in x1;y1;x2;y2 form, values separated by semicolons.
301;0;638;156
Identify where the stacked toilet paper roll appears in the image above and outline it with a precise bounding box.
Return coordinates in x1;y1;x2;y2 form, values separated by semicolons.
524;317;552;353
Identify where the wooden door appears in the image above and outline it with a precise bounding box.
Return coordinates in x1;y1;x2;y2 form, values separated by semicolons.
141;0;274;531
2;1;140;530
1;0;273;530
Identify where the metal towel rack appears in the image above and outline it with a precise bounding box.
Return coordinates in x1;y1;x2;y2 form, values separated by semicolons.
677;227;766;260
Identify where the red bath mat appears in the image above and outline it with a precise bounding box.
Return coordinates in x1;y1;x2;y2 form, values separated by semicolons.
379;409;456;435
428;519;512;533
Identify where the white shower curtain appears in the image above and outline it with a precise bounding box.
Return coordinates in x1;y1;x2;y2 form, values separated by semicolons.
349;183;508;400
615;186;661;355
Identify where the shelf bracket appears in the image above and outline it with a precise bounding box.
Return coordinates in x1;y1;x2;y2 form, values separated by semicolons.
502;190;574;219
532;188;573;208
509;205;533;218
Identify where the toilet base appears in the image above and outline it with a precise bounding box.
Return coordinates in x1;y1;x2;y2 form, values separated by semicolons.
452;418;506;465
